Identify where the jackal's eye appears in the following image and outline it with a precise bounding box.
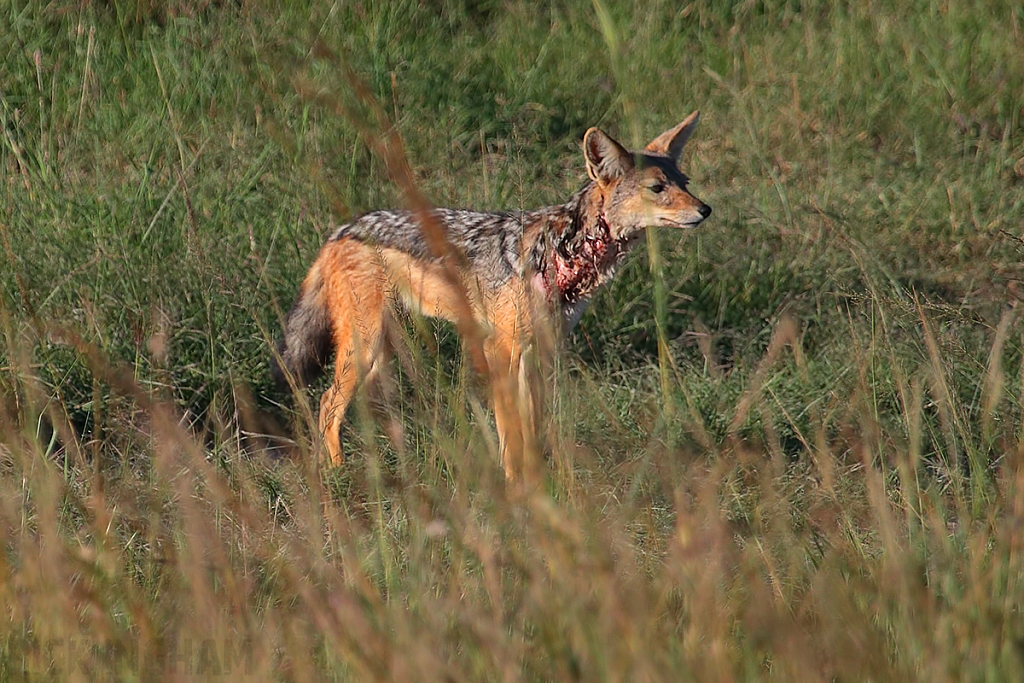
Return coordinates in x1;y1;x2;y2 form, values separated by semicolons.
646;182;665;194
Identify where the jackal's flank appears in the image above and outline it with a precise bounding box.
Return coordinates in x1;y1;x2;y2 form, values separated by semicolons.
275;112;712;479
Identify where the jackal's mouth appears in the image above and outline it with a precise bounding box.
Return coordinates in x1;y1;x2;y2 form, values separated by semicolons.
661;217;707;229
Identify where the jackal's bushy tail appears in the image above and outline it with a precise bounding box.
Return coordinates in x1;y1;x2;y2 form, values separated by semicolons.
272;268;333;391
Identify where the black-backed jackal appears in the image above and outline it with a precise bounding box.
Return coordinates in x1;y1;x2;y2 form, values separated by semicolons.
275;112;712;482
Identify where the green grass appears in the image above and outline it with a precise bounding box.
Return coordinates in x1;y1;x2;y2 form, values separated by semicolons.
2;0;1024;679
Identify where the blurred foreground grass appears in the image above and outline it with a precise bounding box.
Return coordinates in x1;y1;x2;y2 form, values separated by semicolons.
2;0;1024;679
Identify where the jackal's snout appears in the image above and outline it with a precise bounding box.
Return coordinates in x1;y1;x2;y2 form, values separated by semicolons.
667;189;711;227
680;196;712;226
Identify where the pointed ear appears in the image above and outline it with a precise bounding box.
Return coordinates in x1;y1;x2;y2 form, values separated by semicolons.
644;110;700;160
583;128;633;185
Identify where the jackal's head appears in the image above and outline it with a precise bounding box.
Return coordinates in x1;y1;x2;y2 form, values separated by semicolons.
583;111;711;239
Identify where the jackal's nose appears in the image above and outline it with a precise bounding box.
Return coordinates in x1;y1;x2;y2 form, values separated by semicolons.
698;204;712;219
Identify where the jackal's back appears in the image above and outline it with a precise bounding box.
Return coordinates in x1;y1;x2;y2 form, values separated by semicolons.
329;209;555;289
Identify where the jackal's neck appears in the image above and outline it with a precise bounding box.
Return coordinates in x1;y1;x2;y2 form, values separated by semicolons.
530;182;641;317
557;182;601;253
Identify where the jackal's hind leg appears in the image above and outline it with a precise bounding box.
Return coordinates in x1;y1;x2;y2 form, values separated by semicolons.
317;297;388;467
318;380;350;467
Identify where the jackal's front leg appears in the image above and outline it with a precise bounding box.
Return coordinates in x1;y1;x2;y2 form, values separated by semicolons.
484;322;540;488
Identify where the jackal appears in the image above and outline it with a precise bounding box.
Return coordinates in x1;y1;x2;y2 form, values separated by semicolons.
274;111;711;481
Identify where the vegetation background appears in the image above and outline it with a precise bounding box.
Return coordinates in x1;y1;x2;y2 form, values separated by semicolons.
2;0;1024;679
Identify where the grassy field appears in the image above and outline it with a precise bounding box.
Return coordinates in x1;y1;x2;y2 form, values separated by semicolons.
3;0;1024;679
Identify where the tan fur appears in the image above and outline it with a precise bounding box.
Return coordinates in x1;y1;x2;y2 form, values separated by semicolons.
380;248;467;319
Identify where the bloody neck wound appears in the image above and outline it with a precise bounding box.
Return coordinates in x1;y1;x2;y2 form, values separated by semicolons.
545;214;635;307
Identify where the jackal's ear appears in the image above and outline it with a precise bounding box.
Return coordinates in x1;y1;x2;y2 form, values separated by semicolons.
645;110;700;161
583;128;633;186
